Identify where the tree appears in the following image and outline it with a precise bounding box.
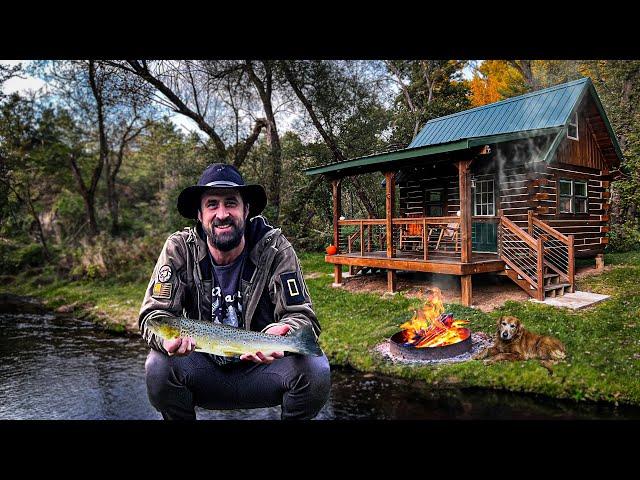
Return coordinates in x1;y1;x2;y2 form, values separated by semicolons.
469;60;528;106
0;93;71;257
281;60;392;219
107;60;268;167
385;60;471;147
580;60;640;223
532;60;582;89
0;63;22;100
34;60;157;236
506;60;538;91
244;60;284;220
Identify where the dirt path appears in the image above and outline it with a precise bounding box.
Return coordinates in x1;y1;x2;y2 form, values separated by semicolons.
333;263;608;312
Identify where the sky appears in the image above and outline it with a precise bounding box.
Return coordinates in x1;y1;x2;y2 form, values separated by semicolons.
0;59;200;135
1;60;480;137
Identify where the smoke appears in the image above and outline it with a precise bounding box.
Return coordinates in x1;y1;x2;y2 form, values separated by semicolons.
493;134;554;215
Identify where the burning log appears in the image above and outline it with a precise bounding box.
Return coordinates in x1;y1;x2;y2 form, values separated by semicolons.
399;289;470;349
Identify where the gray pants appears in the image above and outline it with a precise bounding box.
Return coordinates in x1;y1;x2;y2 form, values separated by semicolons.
145;349;331;420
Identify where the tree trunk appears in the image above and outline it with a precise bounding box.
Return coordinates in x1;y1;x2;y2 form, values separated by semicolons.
28;202;50;259
245;61;282;221
6;178;51;259
83;194;99;238
107;168;119;235
80;60;107;237
508;60;537;91
70;154;99;237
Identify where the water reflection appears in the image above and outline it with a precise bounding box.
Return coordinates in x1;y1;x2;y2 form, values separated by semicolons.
1;312;639;420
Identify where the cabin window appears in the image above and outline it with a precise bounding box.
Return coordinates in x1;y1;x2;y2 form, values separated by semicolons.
574;181;588;213
567;112;579;140
559;179;588;214
474;178;495;216
425;188;444;217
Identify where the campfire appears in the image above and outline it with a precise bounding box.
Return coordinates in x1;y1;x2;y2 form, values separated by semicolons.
389;288;473;361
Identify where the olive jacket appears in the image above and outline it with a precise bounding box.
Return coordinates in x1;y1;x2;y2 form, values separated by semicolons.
139;216;320;355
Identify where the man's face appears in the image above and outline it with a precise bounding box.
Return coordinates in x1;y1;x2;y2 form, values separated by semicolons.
198;189;249;252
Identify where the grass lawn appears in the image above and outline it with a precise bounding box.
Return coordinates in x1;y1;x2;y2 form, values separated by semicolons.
300;251;640;406
5;250;640;406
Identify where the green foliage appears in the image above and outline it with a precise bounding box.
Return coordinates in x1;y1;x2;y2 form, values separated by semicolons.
65;233;165;281
607;218;640;252
1;242;45;272
388;60;471;146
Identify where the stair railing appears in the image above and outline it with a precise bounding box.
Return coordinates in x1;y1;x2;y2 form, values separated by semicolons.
498;215;543;299
528;211;575;292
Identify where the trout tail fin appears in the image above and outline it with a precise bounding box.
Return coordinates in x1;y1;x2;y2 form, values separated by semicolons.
291;326;323;356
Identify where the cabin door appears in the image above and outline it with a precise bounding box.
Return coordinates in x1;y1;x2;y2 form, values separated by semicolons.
472;176;497;253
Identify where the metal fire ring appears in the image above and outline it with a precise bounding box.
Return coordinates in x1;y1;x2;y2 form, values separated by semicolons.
389;329;472;361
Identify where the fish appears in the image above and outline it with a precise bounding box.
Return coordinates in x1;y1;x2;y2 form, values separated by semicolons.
144;315;323;357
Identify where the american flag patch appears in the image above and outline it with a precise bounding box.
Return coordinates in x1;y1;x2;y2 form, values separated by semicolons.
152;282;173;299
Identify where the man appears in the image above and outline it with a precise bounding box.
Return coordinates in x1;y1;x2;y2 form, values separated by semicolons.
140;163;331;420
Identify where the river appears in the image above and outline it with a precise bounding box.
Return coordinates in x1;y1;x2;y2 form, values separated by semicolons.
1;309;639;420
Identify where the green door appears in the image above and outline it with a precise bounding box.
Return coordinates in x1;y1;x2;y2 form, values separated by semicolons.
472;222;497;252
472;176;497;253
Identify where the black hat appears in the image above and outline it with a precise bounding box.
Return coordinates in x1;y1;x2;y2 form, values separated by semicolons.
177;163;267;220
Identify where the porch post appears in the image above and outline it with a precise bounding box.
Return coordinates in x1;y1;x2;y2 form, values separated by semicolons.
456;160;473;306
461;275;472;307
331;178;342;285
384;171;396;292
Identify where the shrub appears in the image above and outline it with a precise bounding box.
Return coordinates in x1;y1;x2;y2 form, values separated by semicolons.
1;242;45;272
67;233;166;281
607;219;640;252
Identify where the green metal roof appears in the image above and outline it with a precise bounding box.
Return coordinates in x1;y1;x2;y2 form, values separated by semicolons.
409;78;590;148
305;77;623;177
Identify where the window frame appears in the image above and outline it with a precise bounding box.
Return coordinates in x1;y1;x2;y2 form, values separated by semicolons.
574;180;588;214
557;178;589;215
424;187;445;217
567;111;579;141
473;176;495;217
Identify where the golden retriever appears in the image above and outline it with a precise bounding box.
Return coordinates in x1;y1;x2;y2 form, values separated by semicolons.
473;315;566;374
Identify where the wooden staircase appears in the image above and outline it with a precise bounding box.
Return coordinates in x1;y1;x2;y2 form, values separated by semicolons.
498;212;575;301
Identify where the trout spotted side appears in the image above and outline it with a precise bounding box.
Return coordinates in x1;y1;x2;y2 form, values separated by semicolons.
145;316;323;357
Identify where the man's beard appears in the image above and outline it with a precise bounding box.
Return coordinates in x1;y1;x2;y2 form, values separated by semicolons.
203;216;245;252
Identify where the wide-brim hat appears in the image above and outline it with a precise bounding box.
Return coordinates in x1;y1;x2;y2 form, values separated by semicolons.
177;163;267;220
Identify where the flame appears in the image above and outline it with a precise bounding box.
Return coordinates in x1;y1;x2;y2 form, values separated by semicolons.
400;288;470;348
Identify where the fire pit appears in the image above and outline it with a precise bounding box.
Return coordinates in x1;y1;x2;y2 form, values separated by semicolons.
389;289;472;361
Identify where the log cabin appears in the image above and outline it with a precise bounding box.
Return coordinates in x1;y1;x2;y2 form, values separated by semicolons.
305;77;623;306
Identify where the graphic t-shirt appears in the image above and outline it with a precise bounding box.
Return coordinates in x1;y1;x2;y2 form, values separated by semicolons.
207;249;247;365
211;249;247;329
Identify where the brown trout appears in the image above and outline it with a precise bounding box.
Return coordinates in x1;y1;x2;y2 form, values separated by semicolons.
145;316;322;357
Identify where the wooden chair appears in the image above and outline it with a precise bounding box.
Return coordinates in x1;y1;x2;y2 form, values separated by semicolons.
399;215;438;252
435;223;460;251
399;217;424;251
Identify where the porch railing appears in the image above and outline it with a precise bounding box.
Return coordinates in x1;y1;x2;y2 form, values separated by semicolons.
337;216;461;261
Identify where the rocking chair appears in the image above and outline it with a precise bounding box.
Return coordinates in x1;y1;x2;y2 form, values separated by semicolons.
435;223;460;251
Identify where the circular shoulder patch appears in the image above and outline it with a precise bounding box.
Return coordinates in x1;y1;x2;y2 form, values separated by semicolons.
158;265;173;282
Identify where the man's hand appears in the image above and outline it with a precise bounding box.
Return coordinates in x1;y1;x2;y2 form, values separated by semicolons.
240;324;291;364
164;337;196;356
